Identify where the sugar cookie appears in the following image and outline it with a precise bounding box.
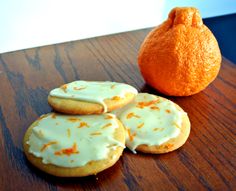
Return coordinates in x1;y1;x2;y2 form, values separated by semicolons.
23;113;125;177
48;81;138;115
114;93;190;154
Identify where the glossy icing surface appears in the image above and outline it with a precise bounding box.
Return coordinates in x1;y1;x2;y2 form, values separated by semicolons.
27;113;125;167
114;93;186;153
49;81;138;112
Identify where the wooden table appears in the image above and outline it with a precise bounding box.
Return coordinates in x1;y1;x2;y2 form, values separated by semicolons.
0;28;235;191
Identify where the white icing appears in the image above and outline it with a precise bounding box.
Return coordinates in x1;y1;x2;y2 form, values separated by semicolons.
49;81;138;113
114;93;186;153
27;113;125;167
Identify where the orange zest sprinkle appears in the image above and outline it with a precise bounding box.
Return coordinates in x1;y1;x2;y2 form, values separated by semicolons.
38;130;44;138
87;161;93;165
38;114;48;120
150;106;160;110
102;123;112;129
153;128;164;132
68;117;81;122
105;115;113;119
73;86;86;91
127;129;136;142
164;144;174;149
54;143;79;156
111;85;116;89
166;109;171;113
51;113;57;119
78;122;89;128
111;96;121;101
60;84;68;93
136;99;160;108
107;143;117;148
90;132;102;136
137;122;144;129
173;122;181;129
40;141;57;152
126;112;140;119
67;129;71;137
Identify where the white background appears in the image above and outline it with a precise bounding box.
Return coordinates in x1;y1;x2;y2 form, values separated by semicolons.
0;0;236;53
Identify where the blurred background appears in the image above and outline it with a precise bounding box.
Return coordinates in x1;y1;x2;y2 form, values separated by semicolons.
0;0;236;62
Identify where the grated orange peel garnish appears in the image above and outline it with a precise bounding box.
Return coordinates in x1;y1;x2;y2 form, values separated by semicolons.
54;143;79;156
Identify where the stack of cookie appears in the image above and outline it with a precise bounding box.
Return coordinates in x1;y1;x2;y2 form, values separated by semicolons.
23;81;190;177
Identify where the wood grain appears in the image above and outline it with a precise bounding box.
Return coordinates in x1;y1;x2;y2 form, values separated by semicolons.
0;28;235;191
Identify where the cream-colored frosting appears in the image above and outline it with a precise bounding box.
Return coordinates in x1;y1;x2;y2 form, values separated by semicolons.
27;113;125;167
49;81;138;112
114;93;186;153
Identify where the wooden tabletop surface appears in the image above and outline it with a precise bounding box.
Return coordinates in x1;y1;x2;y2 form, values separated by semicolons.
0;28;235;191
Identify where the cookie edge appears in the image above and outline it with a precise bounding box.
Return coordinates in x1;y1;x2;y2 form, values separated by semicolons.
48;92;136;115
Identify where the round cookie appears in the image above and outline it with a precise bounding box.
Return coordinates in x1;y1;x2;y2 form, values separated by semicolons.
48;81;138;115
114;93;190;154
23;113;125;177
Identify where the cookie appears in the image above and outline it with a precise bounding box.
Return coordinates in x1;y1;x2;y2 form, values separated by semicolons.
48;81;138;115
23;113;125;177
114;93;190;154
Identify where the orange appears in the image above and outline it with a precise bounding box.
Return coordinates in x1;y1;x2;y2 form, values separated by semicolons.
138;7;221;96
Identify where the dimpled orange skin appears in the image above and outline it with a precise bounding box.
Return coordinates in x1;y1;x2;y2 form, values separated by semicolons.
138;7;222;96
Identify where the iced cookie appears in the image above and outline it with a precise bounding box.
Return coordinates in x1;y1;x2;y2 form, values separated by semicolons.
114;93;190;154
23;113;125;177
48;81;138;115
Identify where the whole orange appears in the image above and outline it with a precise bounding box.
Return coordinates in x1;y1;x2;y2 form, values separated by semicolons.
138;7;221;96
